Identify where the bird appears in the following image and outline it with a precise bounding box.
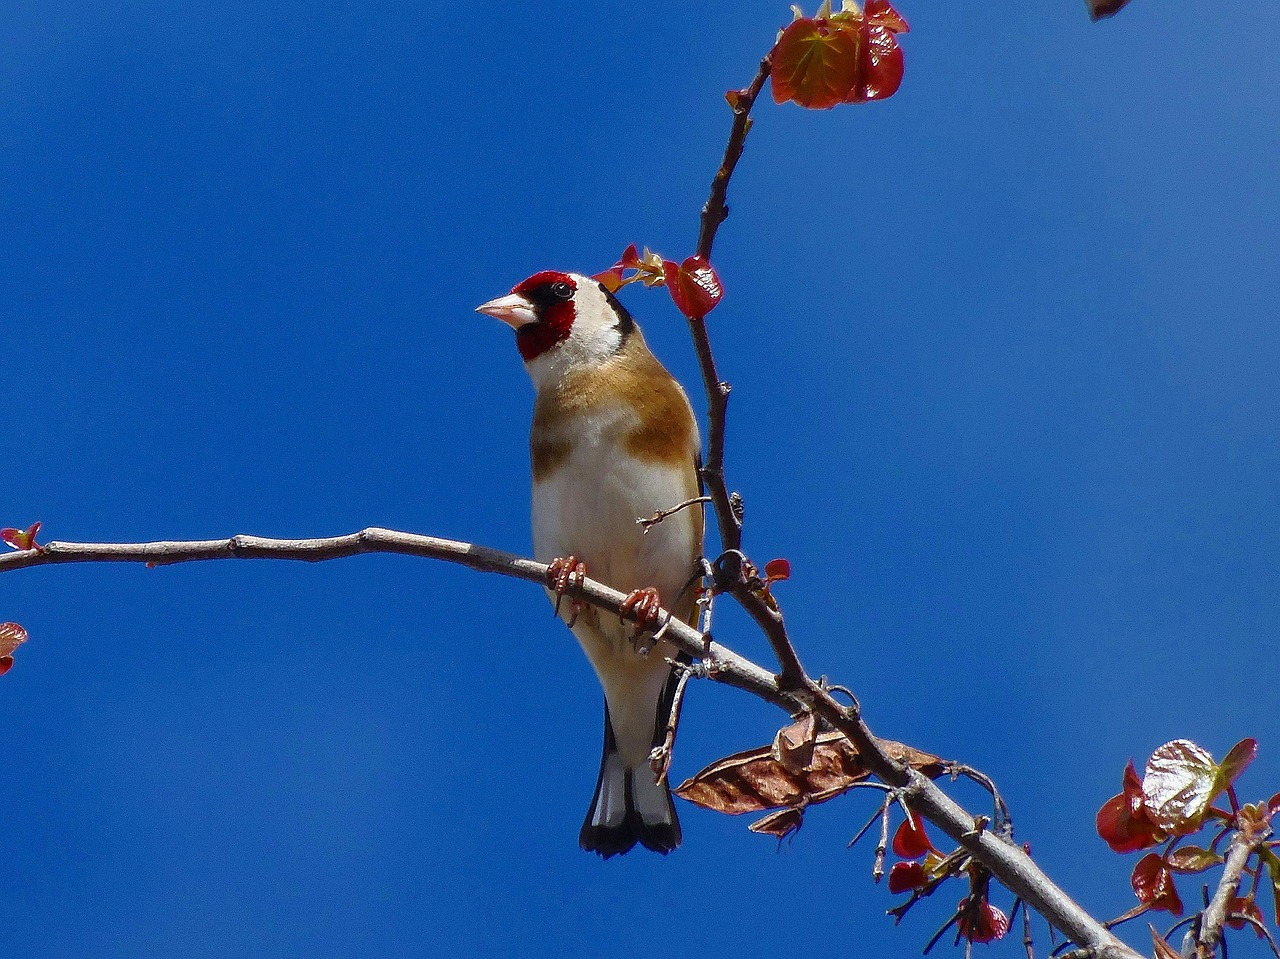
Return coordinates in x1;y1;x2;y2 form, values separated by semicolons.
477;270;704;857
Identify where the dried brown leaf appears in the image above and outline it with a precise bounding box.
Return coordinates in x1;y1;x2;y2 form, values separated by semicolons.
772;714;819;774
1149;925;1182;959
675;731;944;814
748;807;804;841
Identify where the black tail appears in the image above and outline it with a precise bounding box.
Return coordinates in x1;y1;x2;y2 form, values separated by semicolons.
578;666;684;858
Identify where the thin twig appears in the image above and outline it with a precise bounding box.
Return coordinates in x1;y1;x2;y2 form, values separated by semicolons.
951;764;1014;834
848;789;893;850
696;53;773;261
874;795;893;881
638;496;712;533
1227;914;1280;959
650;660;700;781
688;52;772;555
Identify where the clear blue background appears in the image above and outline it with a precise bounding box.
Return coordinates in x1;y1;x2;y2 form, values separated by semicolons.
4;2;1279;956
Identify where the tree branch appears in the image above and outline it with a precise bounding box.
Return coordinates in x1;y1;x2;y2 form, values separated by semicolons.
688;53;771;554
0;531;793;711
1196;825;1273;959
1;530;1142;959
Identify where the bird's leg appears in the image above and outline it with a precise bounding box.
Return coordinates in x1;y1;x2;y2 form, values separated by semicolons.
545;555;588;628
619;586;665;652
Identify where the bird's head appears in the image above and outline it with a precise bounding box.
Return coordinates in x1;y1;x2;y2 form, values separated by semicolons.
476;270;634;385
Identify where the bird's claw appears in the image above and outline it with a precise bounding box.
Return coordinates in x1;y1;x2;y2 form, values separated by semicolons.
546;555;588;628
620;586;665;652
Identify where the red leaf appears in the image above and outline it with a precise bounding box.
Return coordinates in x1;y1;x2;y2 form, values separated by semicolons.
888;860;926;894
764;559;791;583
836;16;905;103
1097;760;1166;853
866;0;910;34
662;256;723;319
0;623;28;677
1086;0;1133;21
772;7;907;110
892;816;933;859
1132;853;1184;916
1268;792;1280;820
770;17;862;110
958;899;1009;943
1225;897;1265;935
0;622;28;657
1;521;42;551
592;243;642;293
1144;739;1218;834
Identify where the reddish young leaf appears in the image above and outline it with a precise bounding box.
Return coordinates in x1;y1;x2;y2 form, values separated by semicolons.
1224;897;1265;936
0;622;28;677
865;0;910;34
1131;853;1184;916
830;13;904;103
1268;792;1280;820
1165;845;1221;874
1143;739;1218;834
1087;0;1133;21
888;860;926;894
662;256;723;319
1097;760;1166;853
1214;737;1258;794
770;17;861;110
764;558;792;583
592;243;642;292
892;816;934;859
1;521;42;551
770;4;908;110
958;899;1009;943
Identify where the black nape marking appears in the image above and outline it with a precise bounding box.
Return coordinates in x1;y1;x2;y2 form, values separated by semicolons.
598;283;636;340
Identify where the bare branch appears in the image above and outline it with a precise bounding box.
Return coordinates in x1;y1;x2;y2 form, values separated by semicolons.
2;530;1144;958
689;53;771;554
1197;825;1273;959
696;54;772;262
0;531;794;709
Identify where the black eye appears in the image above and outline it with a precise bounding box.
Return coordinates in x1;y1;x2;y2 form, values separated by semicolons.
550;281;573;299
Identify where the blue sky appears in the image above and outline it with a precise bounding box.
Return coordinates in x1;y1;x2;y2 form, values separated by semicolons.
4;2;1280;957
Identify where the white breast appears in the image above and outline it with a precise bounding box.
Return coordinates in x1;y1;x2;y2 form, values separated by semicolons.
532;406;700;645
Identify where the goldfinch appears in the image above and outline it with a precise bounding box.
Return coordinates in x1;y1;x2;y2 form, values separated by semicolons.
477;270;703;857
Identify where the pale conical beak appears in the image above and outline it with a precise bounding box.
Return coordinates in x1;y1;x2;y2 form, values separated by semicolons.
475;293;538;329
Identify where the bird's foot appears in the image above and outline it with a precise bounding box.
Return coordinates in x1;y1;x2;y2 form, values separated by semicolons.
546;555;588;628
620;586;666;653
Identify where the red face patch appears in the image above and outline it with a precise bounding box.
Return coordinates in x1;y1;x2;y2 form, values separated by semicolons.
513;272;577;362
